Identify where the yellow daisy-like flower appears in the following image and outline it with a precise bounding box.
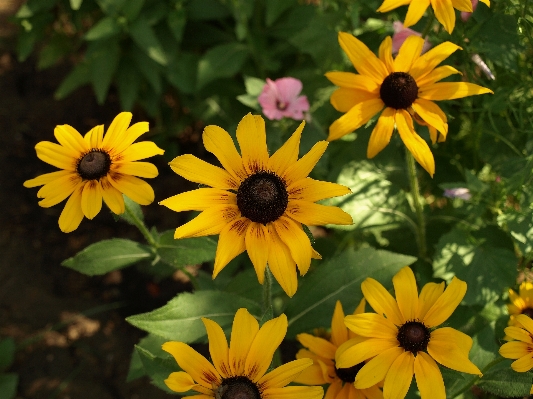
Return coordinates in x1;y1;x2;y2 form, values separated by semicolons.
162;308;324;399
499;314;533;394
337;266;482;399
507;281;533;326
24;112;164;233
326;32;493;176
377;0;491;34
160;113;353;297
295;299;384;399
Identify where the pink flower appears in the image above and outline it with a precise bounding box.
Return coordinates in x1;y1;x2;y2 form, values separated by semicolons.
392;22;431;54
443;188;472;200
258;77;309;121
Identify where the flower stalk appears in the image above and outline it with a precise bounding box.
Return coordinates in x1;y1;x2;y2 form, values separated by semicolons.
405;149;428;262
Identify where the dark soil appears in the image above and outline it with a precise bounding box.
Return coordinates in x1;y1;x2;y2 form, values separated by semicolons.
0;36;199;398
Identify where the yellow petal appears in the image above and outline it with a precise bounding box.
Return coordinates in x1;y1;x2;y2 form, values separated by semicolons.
288;178;351;202
118;141;165;162
164;371;197;393
344;313;398;339
404;0;431;29
296;334;337;360
101;112;132;150
361;385;385;399
202;317;231;378
169;154;239;190
499;341;531;360
237;113;269;174
285;200;353;226
173;205;239;238
114;161;159;178
24;170;73;188
293;361;329;385
268;121;304;177
80;180;103;219
331;301;348;348
100;176;125;214
330;88;379;113
392;266;419;322
325;72;380;92
414;352;445;399
84;124;104;148
395;110;435;177
379;36;394;72
245;313;288;381
354;346;404;389
410;42;462;81
213;217;248;278
416;65;462;87
361;277;403;326
423;276;466;327
244;222;270;284
259;358;313;389
58;182;85;233
54;125;88;154
479;0;489;5
107;173;154;205
338;32;389;84
433;0;456;34
367;107;395;158
262;386;323;399
451;0;473;11
503;326;533;344
114;121;149;154
377;0;412;13
324;381;342;399
419;82;493;101
328;98;385;141
282;141;328;187
411;99;448;136
417;282;445;321
35;141;77;171
160;188;236;212
203;124;247;183
268;230;298;297
336;338;399;369
36;173;80;208
515;314;533;334
510;354;533;373
393;35;425;72
272;216;312;275
162;341;221;389
229;308;260;376
383;351;414;399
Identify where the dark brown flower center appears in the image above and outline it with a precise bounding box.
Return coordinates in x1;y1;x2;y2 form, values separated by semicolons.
522;308;533;318
335;361;365;383
237;171;288;225
77;149;111;181
380;72;418;109
397;320;431;354
217;376;261;399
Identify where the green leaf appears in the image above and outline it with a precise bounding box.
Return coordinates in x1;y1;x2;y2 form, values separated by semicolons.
156;231;217;269
167;8;186;43
197;42;248;89
0;374;18;399
126;291;261;341
37;35;71;70
128;16;168;65
116;195;144;225
166;52;198;94
96;0;127;15
477;360;533;397
116;59;140;110
265;0;296;26
69;0;83;10
497;211;533;257
62;238;152;275
86;39;121;104
85;16;120;41
186;0;232;20
127;334;168;382
243;76;265;96
0;338;15;371
135;346;176;393
122;0;145;21
130;46;162;94
54;62;91;100
433;228;517;305
285;247;416;338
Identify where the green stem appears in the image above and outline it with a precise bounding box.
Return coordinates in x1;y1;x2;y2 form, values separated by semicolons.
125;201;158;247
405;150;428;262
420;8;435;39
262;266;273;316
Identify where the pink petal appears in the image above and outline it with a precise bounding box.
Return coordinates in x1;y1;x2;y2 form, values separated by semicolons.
392;22;431;54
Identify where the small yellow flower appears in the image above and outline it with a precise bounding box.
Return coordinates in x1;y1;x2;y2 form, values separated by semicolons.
377;0;491;34
507;281;533;326
160;113;353;297
499;314;533;394
24;112;164;232
326;32;493;176
337;266;481;399
295;299;384;399
163;308;323;399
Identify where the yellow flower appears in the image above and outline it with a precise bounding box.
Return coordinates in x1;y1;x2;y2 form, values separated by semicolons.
295;299;384;399
499;314;533;394
377;0;491;34
160;113;353;297
507;281;533;326
24;112;164;233
337;266;481;399
162;308;323;399
326;32;493;176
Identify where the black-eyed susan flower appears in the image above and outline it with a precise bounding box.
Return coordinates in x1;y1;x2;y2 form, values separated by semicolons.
377;0;491;34
24;112;164;233
160;113;352;297
499;314;533;394
337;266;481;399
295;299;384;399
326;32;493;176
507;281;533;326
162;308;323;399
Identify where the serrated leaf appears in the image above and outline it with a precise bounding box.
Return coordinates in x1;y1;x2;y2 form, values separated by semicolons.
196;42;248;89
85;16;120;41
127;334;168;382
62;238;152;275
156;231;216;269
135;346;176;393
54;62;91;100
0;374;18;399
285;247;416;338
0;338;15;371
126;291;261;341
128;16;168;65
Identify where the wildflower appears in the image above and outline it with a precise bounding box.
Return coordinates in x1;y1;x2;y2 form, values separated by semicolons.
507;281;533;326
160;113;352;297
326;32;493;176
258;77;310;121
337;266;482;399
499;314;533;394
163;308;323;399
443;187;471;200
377;0;491;34
24;112;164;233
392;22;431;54
295;300;384;399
